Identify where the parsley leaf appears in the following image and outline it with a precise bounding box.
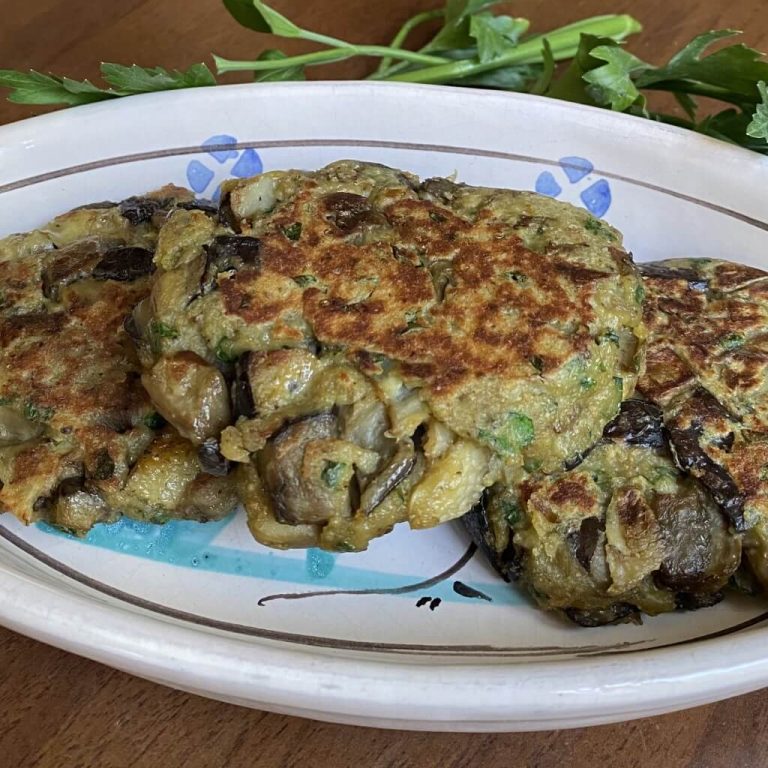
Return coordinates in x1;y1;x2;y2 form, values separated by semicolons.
637;31;768;101
583;45;648;111
426;1;505;52
221;0;272;32
0;70;116;105
101;63;216;92
0;63;216;107
469;14;529;64
748;81;768;141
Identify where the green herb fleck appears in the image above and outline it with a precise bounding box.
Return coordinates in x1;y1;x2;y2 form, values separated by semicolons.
505;271;528;284
530;355;544;372
524;457;543;473
500;499;521;526
24;401;54;422
598;330;620;346
215;337;239;363
478;411;535;457
0;396;15;406
321;460;346;489
720;332;745;351
760;464;768;481
293;274;318;287
283;222;302;240
143;411;166;430
580;377;596;390
429;210;447;223
634;284;646;304
404;309;421;330
149;320;179;340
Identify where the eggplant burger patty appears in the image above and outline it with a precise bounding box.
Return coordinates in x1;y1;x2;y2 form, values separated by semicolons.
465;258;768;625
135;160;645;551
0;191;238;534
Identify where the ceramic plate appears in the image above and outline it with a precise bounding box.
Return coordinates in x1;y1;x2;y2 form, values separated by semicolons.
1;82;768;732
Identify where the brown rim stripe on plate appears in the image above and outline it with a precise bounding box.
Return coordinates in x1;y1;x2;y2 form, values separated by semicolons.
1;139;767;233
2;523;768;658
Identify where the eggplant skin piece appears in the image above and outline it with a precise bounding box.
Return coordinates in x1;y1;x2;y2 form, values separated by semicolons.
140;160;645;551
0;188;238;534
464;400;742;626
637;259;768;586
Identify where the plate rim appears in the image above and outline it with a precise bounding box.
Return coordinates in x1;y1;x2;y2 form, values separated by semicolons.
2;80;768;730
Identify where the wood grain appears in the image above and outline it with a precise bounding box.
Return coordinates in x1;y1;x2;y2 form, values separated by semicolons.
1;1;768;765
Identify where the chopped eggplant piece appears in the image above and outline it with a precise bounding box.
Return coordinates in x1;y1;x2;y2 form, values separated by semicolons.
141;353;232;444
359;443;416;515
92;246;155;282
603;399;665;449
232;352;257;419
258;413;340;524
118;196;166;225
198;438;233;477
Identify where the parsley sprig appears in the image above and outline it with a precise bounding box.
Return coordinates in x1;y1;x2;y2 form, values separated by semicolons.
1;0;766;153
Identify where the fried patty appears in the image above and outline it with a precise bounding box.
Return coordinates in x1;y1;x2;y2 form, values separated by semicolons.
637;259;768;589
137;160;645;550
0;191;238;533
464;400;741;626
466;257;768;625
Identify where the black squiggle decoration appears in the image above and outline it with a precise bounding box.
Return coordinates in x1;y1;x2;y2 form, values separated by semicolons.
453;581;492;602
257;542;477;606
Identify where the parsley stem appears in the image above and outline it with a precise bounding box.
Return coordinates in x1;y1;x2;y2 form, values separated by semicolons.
373;9;444;76
215;43;446;75
385;15;642;84
642;80;754;108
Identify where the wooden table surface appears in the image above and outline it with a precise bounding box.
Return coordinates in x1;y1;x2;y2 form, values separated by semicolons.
2;1;767;765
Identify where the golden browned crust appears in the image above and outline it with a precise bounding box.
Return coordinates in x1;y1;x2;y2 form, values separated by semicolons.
0;191;238;531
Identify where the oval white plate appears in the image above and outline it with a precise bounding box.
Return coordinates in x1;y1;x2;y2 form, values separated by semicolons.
1;82;768;732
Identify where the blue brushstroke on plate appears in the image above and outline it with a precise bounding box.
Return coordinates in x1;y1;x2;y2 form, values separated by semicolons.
202;134;239;163
187;135;264;203
36;518;521;606
535;171;562;198
559;156;594;183
580;179;612;218
186;160;215;194
534;155;613;216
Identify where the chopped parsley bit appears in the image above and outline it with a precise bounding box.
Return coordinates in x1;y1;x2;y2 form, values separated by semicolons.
598;330;620;346
0;396;15;406
530;355;544;372
584;216;617;240
404;309;420;329
505;270;528;284
613;376;624;397
429;210;447;223
500;499;521;526
293;274;318;287
321;460;346;489
215;337;238;363
149;320;179;340
334;541;358;553
634;284;646;304
524;457;543;473
720;332;745;351
143;411;166;430
580;377;596;390
478;411;535;457
283;222;302;241
24;401;54;422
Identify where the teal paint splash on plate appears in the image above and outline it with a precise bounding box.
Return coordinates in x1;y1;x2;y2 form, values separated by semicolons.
36;518;522;606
